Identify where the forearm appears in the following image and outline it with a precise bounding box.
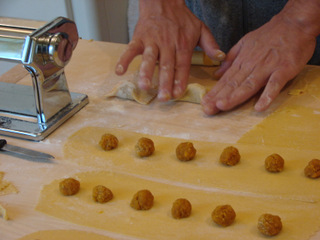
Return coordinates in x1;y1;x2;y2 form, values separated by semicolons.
139;0;186;16
280;0;320;37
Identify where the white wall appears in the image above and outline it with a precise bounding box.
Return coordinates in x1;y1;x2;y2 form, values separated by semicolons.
0;0;129;43
0;0;71;21
71;0;128;43
0;0;129;74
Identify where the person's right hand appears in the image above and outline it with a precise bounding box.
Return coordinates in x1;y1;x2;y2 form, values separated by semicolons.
115;0;225;101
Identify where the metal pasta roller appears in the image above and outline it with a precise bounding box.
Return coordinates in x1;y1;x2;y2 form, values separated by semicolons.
0;17;88;141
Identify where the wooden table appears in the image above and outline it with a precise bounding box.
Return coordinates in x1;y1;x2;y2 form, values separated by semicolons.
0;39;319;239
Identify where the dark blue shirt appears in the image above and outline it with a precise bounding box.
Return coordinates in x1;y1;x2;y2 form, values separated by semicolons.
185;0;320;65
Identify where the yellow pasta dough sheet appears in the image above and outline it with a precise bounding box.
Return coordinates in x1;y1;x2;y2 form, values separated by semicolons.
238;65;320;152
63;127;320;202
18;230;115;240
36;171;320;240
238;105;320;151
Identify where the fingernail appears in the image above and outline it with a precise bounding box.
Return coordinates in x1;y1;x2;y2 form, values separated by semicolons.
216;99;226;109
173;79;183;98
215;50;226;61
139;77;151;89
255;95;272;111
202;104;212;114
255;101;266;112
158;90;171;101
173;86;183;98
116;64;124;74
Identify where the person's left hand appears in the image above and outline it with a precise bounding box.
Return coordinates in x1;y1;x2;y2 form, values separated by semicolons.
201;13;317;115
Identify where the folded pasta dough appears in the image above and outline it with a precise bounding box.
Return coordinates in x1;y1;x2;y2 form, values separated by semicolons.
106;72;158;104
106;71;208;105
106;80;158;104
177;83;207;104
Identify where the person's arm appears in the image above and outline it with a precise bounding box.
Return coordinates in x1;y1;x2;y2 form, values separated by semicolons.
202;0;320;115
282;0;320;37
115;0;224;101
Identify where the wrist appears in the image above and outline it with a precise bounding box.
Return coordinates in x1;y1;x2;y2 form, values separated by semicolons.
280;0;320;37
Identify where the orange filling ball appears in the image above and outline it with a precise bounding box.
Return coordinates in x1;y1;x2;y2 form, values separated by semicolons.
130;189;154;210
211;204;236;227
99;133;118;151
258;213;282;236
220;146;240;166
135;137;155;157
171;198;192;219
59;178;80;196
176;142;197;161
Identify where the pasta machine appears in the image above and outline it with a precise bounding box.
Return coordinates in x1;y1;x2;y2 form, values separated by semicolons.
0;17;88;141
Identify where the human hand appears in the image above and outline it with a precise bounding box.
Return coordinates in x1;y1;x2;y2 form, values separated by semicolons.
202;6;318;115
115;0;225;101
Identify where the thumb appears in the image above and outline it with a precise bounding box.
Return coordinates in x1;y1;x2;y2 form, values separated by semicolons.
198;23;225;62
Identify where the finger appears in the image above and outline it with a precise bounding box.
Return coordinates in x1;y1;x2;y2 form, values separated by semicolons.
172;48;192;99
214;43;241;78
115;40;144;75
203;55;260;113
201;48;247;115
198;24;226;62
201;78;241;115
202;52;245;96
201;67;239;115
214;59;273;111
201;92;221;115
157;47;176;101
216;74;268;111
254;68;295;111
139;44;159;90
202;51;257;115
208;58;253;100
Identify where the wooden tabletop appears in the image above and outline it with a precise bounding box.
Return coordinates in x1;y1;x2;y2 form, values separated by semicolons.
0;39;319;239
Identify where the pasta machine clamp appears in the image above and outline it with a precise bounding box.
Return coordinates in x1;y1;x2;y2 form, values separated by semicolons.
0;17;89;141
